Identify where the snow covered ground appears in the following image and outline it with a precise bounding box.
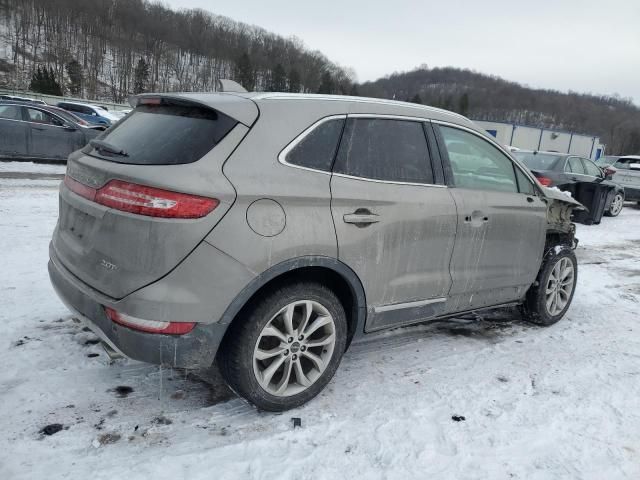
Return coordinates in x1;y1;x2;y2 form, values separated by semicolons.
1;174;639;480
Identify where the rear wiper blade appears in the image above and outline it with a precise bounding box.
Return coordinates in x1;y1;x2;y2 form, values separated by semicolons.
90;139;128;157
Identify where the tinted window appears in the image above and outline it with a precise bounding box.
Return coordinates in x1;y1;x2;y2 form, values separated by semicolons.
566;157;585;174
84;101;237;165
333;118;433;183
582;159;603;177
614;160;629;170
439;126;517;192
285;118;344;171
513;151;562;171
0;105;22;120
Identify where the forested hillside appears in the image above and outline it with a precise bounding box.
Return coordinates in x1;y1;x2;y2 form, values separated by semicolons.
359;66;640;155
1;0;638;154
0;0;354;102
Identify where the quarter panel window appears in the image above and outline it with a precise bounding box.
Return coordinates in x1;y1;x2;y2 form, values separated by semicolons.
439;126;517;192
515;167;536;194
285;118;344;172
333;118;433;183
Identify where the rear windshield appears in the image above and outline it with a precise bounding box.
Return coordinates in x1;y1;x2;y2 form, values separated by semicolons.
513;152;563;171
84;101;237;165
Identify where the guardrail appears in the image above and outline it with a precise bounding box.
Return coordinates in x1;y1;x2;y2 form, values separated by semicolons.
0;88;130;111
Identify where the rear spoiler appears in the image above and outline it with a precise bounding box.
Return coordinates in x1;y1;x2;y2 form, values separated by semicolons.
129;91;259;127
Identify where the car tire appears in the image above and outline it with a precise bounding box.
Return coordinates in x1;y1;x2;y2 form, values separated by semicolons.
218;281;347;412
605;192;624;217
521;246;578;326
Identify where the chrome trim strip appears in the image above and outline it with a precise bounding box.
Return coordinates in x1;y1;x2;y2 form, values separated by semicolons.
373;297;447;313
277;113;448;188
349;113;430;122
332;172;447;188
277;114;346;175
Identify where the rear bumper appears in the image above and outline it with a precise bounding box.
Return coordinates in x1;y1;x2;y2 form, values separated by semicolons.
48;246;233;369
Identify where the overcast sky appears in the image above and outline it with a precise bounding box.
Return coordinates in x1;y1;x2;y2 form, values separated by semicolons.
164;0;640;102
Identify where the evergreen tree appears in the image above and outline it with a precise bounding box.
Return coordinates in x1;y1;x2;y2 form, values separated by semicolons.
349;84;359;96
410;93;422;104
268;63;287;92
317;71;334;94
133;58;150;94
30;66;62;95
458;92;469;116
235;52;254;91
443;95;453;111
288;68;301;93
66;60;83;96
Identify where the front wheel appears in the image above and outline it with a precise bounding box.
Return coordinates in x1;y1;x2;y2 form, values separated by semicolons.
605;192;624;217
219;282;347;411
522;247;578;326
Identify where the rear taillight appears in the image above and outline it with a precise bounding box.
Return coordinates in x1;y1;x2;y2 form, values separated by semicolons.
603;166;616;176
64;175;218;218
535;175;553;187
105;307;196;335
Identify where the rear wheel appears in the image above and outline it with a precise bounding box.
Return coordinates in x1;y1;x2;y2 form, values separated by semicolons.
219;282;347;411
522;247;577;326
605;192;624;217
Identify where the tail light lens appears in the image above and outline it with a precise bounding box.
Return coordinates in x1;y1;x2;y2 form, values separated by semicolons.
535;175;553;187
105;307;196;335
64;175;218;218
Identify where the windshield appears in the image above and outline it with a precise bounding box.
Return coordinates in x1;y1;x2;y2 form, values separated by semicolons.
513;152;563;171
84;100;237;165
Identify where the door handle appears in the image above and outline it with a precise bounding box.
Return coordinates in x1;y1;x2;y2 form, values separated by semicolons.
464;211;489;226
526;196;535;203
343;209;380;227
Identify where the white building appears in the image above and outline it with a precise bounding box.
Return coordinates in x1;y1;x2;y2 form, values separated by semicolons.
474;120;605;160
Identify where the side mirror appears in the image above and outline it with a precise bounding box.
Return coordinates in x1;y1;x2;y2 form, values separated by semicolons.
63;123;77;131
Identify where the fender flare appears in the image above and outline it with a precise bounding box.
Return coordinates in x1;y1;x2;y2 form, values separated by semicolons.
218;255;368;342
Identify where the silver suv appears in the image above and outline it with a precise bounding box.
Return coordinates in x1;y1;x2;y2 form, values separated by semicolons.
49;93;582;411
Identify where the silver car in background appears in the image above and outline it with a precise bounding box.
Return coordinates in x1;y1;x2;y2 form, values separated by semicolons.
49;93;582;411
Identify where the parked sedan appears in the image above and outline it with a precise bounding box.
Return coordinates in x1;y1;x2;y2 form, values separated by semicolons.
596;155;640;204
0;103;104;162
513;150;625;218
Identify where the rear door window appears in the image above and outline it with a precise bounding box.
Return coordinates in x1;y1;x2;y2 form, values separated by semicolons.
566;157;585;174
284;118;344;172
582;158;603;177
84;100;238;165
26;108;63;126
333;118;434;184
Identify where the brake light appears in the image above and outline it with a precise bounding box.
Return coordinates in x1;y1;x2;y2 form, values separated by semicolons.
105;307;196;335
535;175;553;187
64;176;218;218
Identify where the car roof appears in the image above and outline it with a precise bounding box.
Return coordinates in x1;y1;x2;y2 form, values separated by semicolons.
139;92;477;131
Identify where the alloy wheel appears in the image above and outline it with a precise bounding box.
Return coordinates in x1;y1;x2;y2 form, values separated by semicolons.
253;300;336;397
545;257;575;316
610;193;624;216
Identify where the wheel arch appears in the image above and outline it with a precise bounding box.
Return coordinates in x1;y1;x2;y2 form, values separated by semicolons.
217;256;367;351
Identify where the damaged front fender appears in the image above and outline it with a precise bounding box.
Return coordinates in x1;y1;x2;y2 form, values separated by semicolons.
540;186;585;234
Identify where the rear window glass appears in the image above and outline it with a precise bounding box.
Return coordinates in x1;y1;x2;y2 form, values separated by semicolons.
84;101;237;165
285;118;344;171
513;152;562;171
